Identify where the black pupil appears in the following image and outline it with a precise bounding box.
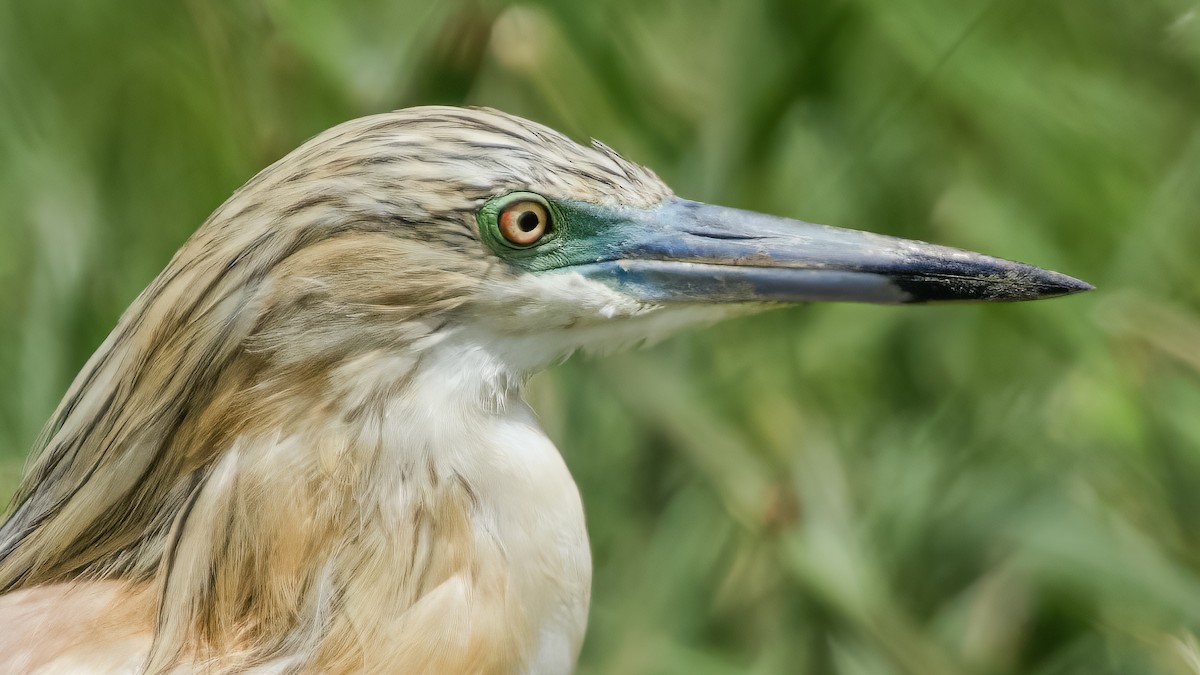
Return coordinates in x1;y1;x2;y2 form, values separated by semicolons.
517;210;541;233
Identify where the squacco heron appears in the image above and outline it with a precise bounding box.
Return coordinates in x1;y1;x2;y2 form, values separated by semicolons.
0;107;1089;674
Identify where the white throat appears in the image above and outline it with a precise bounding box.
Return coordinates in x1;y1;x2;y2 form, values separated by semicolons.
329;332;592;674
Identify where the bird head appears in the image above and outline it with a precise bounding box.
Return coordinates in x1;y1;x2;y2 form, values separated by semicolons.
210;106;1089;381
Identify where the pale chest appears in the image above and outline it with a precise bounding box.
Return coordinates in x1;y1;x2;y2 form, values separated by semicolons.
354;393;592;675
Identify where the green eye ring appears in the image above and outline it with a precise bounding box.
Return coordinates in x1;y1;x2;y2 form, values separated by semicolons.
477;192;559;252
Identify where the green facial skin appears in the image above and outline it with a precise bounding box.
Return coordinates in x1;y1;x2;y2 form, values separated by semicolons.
476;192;620;272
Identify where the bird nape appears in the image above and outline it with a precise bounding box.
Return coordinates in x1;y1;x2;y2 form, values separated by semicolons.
0;106;1090;674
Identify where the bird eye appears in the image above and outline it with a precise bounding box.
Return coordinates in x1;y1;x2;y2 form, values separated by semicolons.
498;200;550;247
477;192;559;255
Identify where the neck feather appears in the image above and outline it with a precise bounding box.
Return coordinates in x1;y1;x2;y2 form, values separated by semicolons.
146;336;564;671
2;300;589;672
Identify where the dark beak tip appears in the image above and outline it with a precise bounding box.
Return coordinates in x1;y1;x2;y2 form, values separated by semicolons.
1032;269;1094;299
893;265;1094;304
1062;277;1095;294
984;268;1095;302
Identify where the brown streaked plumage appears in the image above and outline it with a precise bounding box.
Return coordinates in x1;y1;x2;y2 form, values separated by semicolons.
0;106;1090;674
0;107;667;674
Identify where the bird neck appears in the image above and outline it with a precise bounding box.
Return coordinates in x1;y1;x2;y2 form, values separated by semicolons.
146;331;591;672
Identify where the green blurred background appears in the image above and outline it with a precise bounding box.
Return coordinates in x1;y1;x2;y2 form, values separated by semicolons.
2;0;1199;673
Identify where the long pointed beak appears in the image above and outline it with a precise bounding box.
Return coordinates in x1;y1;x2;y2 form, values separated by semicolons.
570;198;1092;304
